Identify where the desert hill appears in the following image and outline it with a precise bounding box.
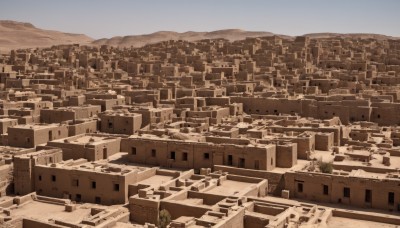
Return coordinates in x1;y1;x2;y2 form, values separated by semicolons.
1;20;399;52
0;20;93;51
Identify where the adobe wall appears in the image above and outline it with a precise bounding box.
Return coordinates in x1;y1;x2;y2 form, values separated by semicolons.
244;213;270;228
22;218;66;228
100;114;142;135
332;209;400;225
214;207;245;228
34;165;132;205
40;109;75;123
284;171;400;211
160;200;211;220
122;137;276;171
35;126;69;146
276;143;297;168
67;120;97;136
213;165;284;196
8;128;35;148
129;196;160;224
47;136;120;161
315;132;334;151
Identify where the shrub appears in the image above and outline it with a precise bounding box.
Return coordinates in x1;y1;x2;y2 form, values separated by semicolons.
318;161;333;174
158;209;172;228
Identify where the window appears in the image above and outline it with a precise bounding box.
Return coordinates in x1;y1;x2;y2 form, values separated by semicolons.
343;187;350;198
203;153;210;160
182;152;188;161
131;147;136;155
26;137;30;143
323;185;329;195
92;181;96;189
95;196;101;204
170;151;176;160
228;155;233;166
76;194;82;202
377;114;381;119
51;175;56;182
238;158;245;168
297;183;303;193
151;149;156;157
72;179;79;187
365;189;372;203
108;122;113;128
388;192;395;205
114;184;120;192
38;175;42;181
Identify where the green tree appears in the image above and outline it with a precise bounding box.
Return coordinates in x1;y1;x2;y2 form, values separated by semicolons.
158;209;171;228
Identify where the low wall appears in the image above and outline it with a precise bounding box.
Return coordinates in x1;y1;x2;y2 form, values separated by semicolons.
213;165;284;195
332;209;400;225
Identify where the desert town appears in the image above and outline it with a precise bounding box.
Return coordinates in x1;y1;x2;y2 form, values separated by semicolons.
0;34;399;228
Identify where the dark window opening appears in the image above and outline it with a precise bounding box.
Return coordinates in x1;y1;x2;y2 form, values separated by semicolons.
323;185;329;195
388;192;395;205
151;149;156;157
108;122;113;128
103;147;107;159
95;196;101;204
72;179;79;187
204;153;210;160
114;184;120;192
131;147;136;155
365;189;372;203
297;183;303;193
228;155;233;166
343;187;350;198
92;181;96;189
51;175;56;182
182;152;188;161
76;194;81;202
377;114;381;119
38;175;42;181
238;158;245;168
170;151;176;160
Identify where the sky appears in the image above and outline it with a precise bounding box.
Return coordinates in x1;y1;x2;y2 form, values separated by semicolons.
0;0;399;39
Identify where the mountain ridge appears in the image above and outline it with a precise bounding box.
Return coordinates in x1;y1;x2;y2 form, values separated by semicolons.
1;20;399;52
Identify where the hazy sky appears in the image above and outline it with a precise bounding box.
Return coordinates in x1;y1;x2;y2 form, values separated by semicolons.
0;0;399;39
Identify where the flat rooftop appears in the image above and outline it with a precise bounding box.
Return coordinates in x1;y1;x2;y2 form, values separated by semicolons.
51;134;119;146
3;200;91;224
205;179;256;196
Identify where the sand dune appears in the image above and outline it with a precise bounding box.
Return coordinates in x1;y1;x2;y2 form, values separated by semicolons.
0;20;93;52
